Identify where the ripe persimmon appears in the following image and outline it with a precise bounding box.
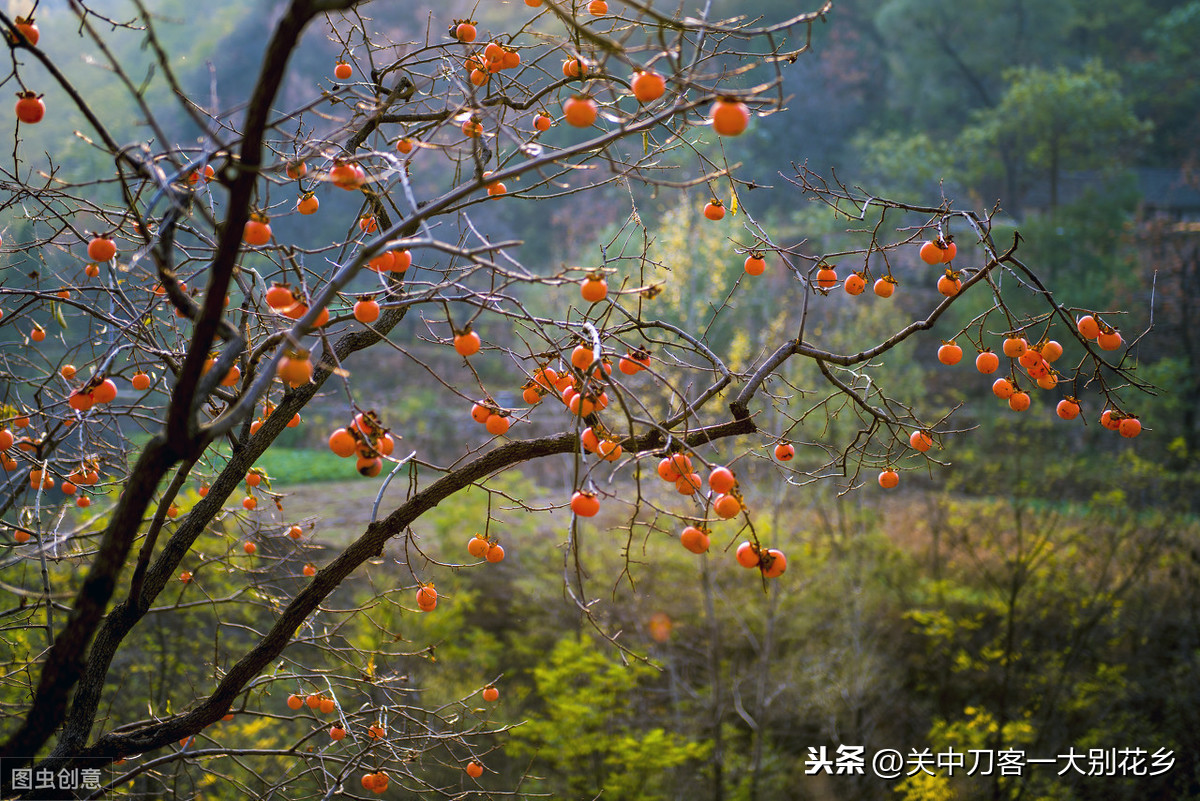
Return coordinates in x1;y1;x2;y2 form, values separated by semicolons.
470;403;492;425
976;351;1000;374
713;493;742;519
265;284;296;311
562;58;588;79
1008;391;1031;412
329;161;364;190
710;97;750;136
675;472;702;495
453;21;477;42
588;0;608;14
844;272;866;295
416;584;438;611
15;91;45;124
1056;398;1080;420
14;17;39;46
571;343;595;370
581;275;608;303
534;113;553;131
243;214;272;246
571;490;600;517
909;431;933;452
598;440;623;462
89;235;119;263
482;685;500;703
186;164;215;185
703;199;725;221
357;456;382;477
744;252;766;276
937;342;963;366
563;95;598;127
1040;340;1064;362
484;412;510;436
390;249;412;273
735;541;760;568
936;272;961;297
709;466;736;494
874;276;896;297
680;525;709;554
1036;372;1058;390
354;298;381;324
367;250;395;273
666;453;693;475
631;71;666;103
919;239;948;265
1097;328;1123;351
567;392;597;417
878;469;899;489
328;428;357;457
485;542;505;563
760;548;787;578
454;330;482;356
68;390;95;412
816;265;837;289
1118;416;1141;438
618;349;650;374
466;762;484;778
468;534;489;558
277;351;313;387
1002;336;1028;359
1100;409;1121;431
334;61;352;80
1077;314;1101;340
658;457;681;482
774;442;795;461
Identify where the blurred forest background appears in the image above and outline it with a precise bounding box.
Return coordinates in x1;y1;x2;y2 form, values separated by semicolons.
3;0;1199;799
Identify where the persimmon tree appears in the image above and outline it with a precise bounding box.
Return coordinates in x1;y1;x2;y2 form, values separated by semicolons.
0;0;1151;797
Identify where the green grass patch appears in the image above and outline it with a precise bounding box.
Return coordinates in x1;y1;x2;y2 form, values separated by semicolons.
253;447;358;487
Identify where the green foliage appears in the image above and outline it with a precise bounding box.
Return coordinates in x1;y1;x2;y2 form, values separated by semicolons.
851;130;956;198
873;0;1075;126
508;634;711;801
1132;2;1200;160
957;60;1151;209
245;446;354;486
